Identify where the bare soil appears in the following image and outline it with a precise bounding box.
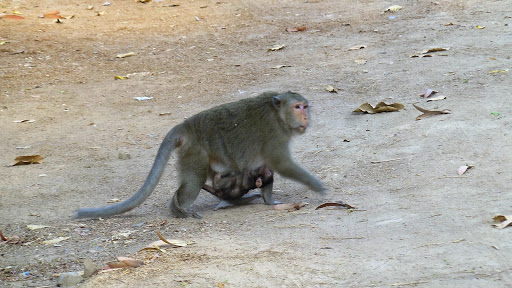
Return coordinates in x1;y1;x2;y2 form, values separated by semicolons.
2;0;512;287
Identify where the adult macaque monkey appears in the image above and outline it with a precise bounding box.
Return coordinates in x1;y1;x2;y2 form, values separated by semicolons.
74;91;325;219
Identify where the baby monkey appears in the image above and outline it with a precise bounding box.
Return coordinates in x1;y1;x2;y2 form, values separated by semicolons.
202;166;274;210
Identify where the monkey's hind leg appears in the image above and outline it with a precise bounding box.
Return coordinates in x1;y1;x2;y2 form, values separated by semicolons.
261;182;282;205
169;151;208;219
214;193;262;210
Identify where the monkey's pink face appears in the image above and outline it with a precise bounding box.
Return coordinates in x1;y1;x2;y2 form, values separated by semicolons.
291;101;309;134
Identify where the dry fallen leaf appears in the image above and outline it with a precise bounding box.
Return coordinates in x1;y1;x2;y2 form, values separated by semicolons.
27;225;51;230
285;26;307;32
413;104;451;120
384;5;403;12
419;89;438;98
353;102;404;114
10;155;44;166
140;240;172;251
116;52;135;58
489;69;509;74
44;10;64;19
107;257;144;269
410;54;433;58
426;95;447;102
493;215;512;229
41;236;69;245
106;198;120;203
457;165;474;175
354;59;367;65
315;201;356;210
0;231;21;244
349;45;366;50
267;44;285;52
325;85;338;93
155;231;188;247
273;203;307;210
1;15;25;20
114;75;128;80
271;65;291;69
420;47;450;54
118;257;144;267
13;119;36;123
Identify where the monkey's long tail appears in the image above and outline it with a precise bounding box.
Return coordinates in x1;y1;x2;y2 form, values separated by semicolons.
73;126;182;219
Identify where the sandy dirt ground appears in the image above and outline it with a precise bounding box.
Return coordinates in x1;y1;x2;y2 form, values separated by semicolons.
2;0;512;287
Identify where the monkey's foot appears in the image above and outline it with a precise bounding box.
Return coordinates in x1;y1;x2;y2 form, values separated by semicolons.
267;200;282;205
214;193;262;210
168;200;202;219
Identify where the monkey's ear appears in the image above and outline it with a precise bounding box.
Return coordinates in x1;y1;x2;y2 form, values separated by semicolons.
272;96;282;109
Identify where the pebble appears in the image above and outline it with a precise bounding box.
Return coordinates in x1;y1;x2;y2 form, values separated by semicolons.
83;259;97;278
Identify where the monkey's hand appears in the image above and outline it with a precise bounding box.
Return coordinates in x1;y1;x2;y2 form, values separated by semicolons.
308;177;327;194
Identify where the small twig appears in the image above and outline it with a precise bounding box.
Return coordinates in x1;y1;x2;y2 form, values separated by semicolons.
339;237;365;240
391;281;430;287
370;158;401;164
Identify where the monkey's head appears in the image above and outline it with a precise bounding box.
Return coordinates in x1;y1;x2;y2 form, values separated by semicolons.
272;92;310;135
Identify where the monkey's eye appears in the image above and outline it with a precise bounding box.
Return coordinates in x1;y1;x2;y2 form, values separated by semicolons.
303;104;309;109
295;104;301;109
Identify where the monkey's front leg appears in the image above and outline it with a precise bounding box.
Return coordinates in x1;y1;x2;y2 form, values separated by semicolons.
261;182;281;205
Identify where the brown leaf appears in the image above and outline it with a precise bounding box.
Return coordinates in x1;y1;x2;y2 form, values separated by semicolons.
13;119;36;123
285;26;306;32
1;15;25;20
10;155;44;166
155;230;187;247
106;261;130;269
116;52;135;58
139;240;171;251
349;45;366;50
271;65;292;69
273;203;307;210
41;236;69;245
325;85;338;93
267;44;285;52
420;47;450;54
315;201;356;210
118;257;144;268
353;102;404;114
413;104;451;120
1;231;22;244
426;95;446;102
493;215;512;229
419;89;438;98
44;11;64;19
